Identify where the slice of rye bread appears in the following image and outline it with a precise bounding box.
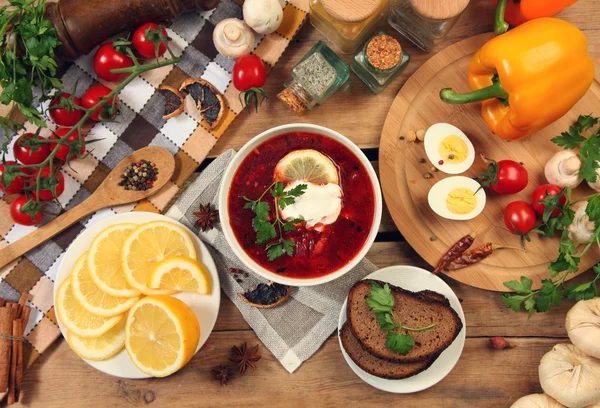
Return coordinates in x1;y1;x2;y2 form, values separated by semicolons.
340;323;436;379
347;280;463;363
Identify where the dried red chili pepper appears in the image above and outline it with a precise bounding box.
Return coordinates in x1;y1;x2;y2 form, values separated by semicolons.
443;242;495;271
433;231;478;274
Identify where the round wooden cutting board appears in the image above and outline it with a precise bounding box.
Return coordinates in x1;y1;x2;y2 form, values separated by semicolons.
379;33;600;291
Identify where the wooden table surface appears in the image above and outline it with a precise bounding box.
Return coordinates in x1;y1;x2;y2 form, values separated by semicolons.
19;1;600;407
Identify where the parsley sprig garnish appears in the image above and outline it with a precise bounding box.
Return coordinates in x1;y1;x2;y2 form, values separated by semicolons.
243;181;307;261
366;281;436;355
551;114;600;183
502;180;600;317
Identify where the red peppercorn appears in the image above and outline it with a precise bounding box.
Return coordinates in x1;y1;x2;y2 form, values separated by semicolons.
438;160;444;165
146;180;152;184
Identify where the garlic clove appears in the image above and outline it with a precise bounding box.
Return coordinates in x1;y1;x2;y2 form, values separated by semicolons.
566;298;600;360
539;343;600;408
511;394;565;408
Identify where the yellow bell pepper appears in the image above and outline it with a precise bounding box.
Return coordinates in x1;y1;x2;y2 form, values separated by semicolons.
440;18;594;141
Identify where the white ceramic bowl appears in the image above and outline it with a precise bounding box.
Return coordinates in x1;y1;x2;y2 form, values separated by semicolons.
219;124;382;286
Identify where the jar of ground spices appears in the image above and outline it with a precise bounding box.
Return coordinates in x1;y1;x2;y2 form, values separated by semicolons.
389;0;469;52
351;31;410;93
309;0;390;54
277;41;349;116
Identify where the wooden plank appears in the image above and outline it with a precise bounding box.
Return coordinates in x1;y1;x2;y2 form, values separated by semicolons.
21;334;563;408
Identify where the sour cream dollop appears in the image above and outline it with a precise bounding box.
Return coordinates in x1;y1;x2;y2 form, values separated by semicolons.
280;180;342;228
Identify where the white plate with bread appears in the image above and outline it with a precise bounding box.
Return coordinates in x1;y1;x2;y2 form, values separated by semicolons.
337;266;466;393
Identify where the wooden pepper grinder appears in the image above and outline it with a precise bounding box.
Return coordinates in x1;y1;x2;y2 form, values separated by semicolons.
44;0;220;61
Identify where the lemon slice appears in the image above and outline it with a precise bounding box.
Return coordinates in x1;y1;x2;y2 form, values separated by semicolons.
274;149;339;185
122;221;197;295
71;252;139;317
88;223;140;298
67;318;126;361
125;296;200;377
148;256;211;294
55;278;122;338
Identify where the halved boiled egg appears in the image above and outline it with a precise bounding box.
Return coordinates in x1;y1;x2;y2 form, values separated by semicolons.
424;123;475;174
428;176;486;220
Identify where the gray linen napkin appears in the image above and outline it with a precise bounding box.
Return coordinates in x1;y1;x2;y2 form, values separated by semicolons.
165;150;378;373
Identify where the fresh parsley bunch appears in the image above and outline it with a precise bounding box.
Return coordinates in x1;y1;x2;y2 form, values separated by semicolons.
366;281;435;355
0;0;61;133
244;181;307;261
503;116;600;316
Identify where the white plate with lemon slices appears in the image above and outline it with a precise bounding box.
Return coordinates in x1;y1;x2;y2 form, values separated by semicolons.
53;212;220;379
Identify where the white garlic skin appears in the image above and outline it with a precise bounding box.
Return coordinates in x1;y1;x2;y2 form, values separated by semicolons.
539;343;600;408
511;394;565;408
566;298;600;359
243;0;283;34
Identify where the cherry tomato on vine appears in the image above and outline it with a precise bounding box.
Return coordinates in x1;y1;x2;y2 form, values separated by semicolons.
13;133;50;166
94;43;134;82
504;201;537;235
233;55;268;112
0;161;28;194
477;159;528;194
32;167;65;201
49;93;84;126
81;85;119;121
50;128;85;162
133;23;169;59
531;184;567;218
10;195;43;226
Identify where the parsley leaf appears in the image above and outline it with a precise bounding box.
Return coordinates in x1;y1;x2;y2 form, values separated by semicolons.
575;114;598;131
579;132;600;183
551;126;587;149
266;243;283;261
386;333;414;356
501;293;529;312
503;276;533;294
586;194;600;222
366;282;394;313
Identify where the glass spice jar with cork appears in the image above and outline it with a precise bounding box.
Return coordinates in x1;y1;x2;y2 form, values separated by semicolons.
389;0;470;52
277;41;349;116
351;31;410;93
309;0;390;54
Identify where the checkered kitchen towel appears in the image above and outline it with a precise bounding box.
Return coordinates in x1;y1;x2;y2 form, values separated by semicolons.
0;0;309;368
166;150;378;373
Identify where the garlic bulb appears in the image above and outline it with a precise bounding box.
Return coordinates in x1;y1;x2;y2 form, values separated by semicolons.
539;343;600;408
243;0;283;34
588;167;600;192
511;394;565;408
545;151;583;189
567;201;596;242
566;298;600;359
213;18;255;59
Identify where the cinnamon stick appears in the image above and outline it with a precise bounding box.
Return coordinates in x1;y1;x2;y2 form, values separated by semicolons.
7;320;18;404
14;307;29;403
0;307;11;394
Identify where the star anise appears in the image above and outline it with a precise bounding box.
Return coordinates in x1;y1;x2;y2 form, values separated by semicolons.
229;342;261;375
194;203;219;232
212;364;231;386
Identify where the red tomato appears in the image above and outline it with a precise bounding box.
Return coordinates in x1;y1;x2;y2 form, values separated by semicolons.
32;167;65;201
94;43;134;82
0;161;28;194
13;133;50;165
133;23;168;59
531;184;567;217
479;159;528;194
10;195;43;226
233;55;267;91
49;93;84;126
50;128;85;161
504;201;537;235
81;85;119;121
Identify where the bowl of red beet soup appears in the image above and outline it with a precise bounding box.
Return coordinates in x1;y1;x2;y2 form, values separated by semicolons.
219;124;382;286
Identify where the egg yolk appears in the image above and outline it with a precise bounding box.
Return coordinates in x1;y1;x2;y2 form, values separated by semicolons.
446;187;477;215
438;135;469;164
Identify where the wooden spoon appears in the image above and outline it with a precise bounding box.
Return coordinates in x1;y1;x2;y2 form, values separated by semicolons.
0;146;176;270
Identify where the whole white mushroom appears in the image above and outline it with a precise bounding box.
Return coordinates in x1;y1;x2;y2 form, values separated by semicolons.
539;343;600;408
243;0;283;34
213;18;255;59
587;166;600;192
511;394;565;408
566;298;600;360
545;150;583;189
566;201;596;242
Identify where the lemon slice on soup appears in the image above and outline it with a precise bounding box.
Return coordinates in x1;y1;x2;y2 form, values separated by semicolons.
274;149;339;185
